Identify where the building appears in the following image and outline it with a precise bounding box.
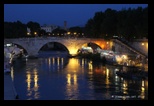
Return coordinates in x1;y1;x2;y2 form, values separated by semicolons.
27;27;31;35
40;24;58;33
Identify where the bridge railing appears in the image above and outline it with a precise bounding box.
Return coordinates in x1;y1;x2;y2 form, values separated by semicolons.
5;37;107;41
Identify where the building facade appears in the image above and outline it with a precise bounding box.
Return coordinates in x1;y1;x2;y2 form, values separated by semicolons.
40;24;58;33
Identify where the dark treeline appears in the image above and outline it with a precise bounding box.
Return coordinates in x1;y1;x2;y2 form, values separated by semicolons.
4;21;41;38
4;21;27;38
4;6;148;39
85;6;148;40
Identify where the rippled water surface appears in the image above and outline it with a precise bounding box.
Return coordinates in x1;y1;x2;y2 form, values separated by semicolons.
12;53;148;100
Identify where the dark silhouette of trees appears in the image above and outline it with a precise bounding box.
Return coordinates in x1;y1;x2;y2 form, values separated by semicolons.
84;6;148;39
4;21;41;38
4;21;27;38
52;27;67;37
27;21;40;36
38;29;46;37
69;26;84;37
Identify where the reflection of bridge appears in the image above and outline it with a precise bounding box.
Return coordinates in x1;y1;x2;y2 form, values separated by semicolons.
4;37;148;57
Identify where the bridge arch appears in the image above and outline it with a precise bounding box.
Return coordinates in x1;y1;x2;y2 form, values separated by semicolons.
38;41;69;53
4;41;28;55
12;43;28;54
4;38;113;56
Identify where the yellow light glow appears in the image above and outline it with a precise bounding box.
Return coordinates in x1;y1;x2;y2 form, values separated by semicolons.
67;74;71;85
105;68;110;86
142;43;144;45
34;74;38;91
106;68;109;77
67;32;70;35
73;74;77;84
65;73;79;100
26;72;31;90
34;32;37;35
69;48;77;55
68;58;78;69
88;61;93;70
122;55;128;60
82;43;88;47
123;83;126;88
33;69;39;99
141;87;145;91
122;80;128;94
142;80;144;87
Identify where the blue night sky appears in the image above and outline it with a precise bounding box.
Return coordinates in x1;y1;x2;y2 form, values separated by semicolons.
4;4;148;28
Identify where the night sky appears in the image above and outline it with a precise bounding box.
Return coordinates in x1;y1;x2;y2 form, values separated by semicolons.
4;4;148;28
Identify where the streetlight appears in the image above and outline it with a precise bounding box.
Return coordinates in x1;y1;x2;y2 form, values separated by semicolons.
34;32;37;35
27;32;30;35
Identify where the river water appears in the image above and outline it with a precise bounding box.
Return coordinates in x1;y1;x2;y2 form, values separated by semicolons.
11;52;148;100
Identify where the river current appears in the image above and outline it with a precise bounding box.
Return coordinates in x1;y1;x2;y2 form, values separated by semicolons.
11;52;148;100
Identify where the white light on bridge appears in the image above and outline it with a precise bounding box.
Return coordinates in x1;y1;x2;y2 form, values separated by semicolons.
27;32;30;35
6;44;12;47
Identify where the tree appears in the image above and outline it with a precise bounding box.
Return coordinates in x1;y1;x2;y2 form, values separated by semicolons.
85;18;95;38
4;21;27;38
100;8;117;39
52;27;67;37
27;21;40;36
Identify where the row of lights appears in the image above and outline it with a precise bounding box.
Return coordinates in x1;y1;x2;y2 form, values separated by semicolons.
27;32;37;35
27;32;84;36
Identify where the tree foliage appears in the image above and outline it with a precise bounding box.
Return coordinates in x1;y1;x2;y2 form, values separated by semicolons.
84;6;148;39
4;21;27;38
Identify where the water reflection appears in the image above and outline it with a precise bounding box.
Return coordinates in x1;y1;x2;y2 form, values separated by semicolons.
65;74;79;100
26;68;40;100
40;57;68;72
12;56;148;100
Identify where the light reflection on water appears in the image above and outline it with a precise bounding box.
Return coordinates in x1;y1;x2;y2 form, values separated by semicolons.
25;68;40;100
12;55;148;100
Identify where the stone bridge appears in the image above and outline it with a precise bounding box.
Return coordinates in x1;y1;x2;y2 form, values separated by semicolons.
4;37;112;56
4;37;148;57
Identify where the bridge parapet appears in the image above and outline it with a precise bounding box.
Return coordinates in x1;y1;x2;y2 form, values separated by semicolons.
5;37;147;57
4;37;111;56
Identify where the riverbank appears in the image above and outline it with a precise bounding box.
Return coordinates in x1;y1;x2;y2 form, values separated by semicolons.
74;53;148;80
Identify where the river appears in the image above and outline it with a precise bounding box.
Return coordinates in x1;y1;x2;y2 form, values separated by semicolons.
11;52;148;100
